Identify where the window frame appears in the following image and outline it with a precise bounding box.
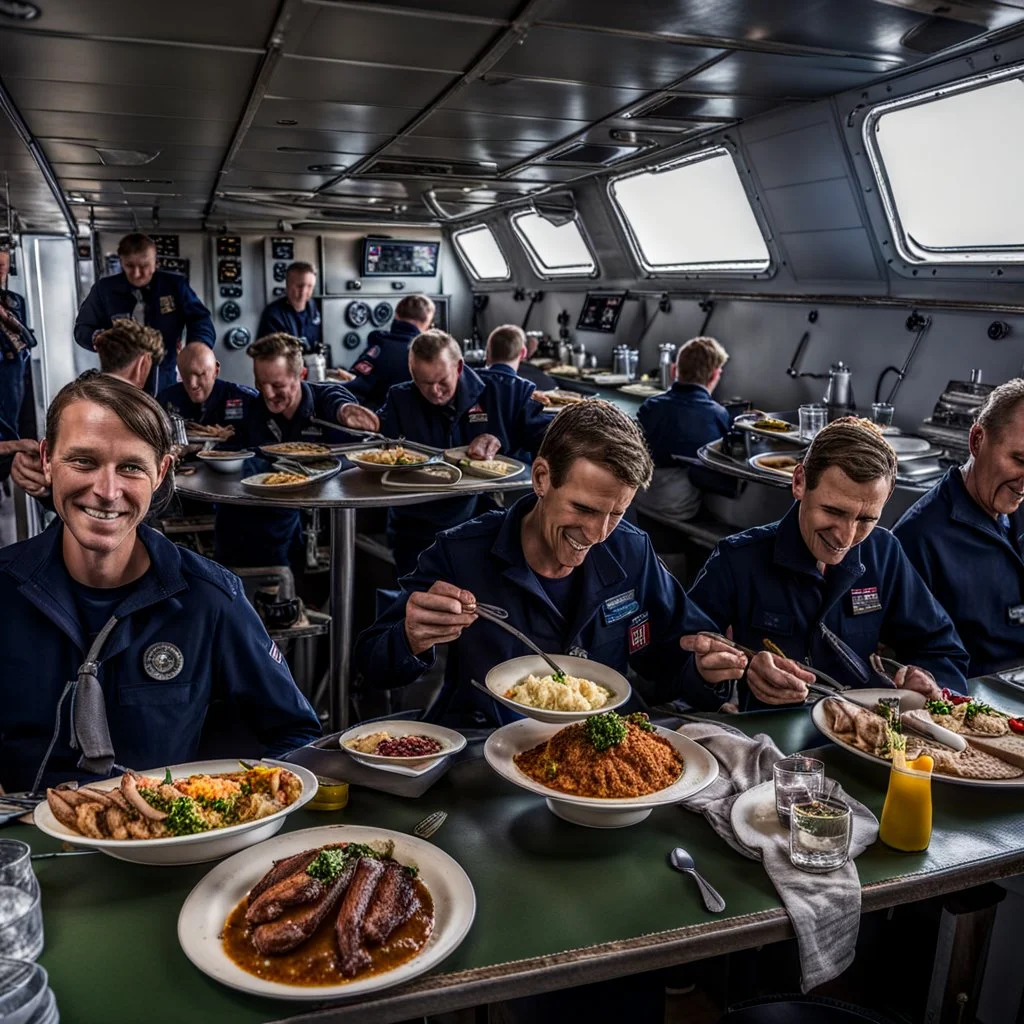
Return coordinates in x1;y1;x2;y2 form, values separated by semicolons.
508;207;599;280
606;145;772;276
863;62;1024;265
450;222;512;282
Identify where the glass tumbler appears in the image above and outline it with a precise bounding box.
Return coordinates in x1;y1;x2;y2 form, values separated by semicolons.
871;403;895;428
789;797;853;873
798;404;827;441
0;842;43;961
773;756;824;827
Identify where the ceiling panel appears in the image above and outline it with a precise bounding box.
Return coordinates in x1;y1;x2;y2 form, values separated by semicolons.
543;0;968;61
254;98;416;135
270;56;456;106
320;179;411;199
290;6;498;69
30;111;235;148
634;93;787;120
241;127;391;155
231;150;357;174
493;26;721;89
384;135;550;164
8;0;279;48
447;77;647;121
6;79;247;123
219;171;335;191
0;31;261;91
42;141;227;166
410;109;585;143
343;0;521;16
503;164;587;183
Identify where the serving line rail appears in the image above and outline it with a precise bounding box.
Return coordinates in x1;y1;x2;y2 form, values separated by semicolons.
11;676;1024;1024
176;463;532;731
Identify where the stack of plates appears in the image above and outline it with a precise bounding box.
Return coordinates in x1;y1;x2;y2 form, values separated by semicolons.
888;435;944;481
0;960;58;1024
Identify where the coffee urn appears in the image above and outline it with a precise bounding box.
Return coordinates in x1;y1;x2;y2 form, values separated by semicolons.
823;361;856;419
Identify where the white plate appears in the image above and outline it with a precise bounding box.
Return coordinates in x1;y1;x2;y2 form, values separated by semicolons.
748;452;801;478
381;463;463;490
347;755;445;778
443;447;526;480
195;450;254;474
734;416;802;443
484;719;719;828
33;759;318;865
346;446;440;473
338;721;467;767
811;692;1024;787
240;462;343;495
257;443;339;462
482;654;631;724
177;825;476;1001
589;373;632;385
886;435;932;455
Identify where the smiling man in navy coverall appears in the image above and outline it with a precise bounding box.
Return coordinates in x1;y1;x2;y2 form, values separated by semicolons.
895;379;1024;677
681;418;968;711
355;400;717;726
256;262;322;353
0;372;320;793
74;233;215;394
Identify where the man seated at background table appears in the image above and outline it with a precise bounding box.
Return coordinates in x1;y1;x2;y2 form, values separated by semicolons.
344;293;434;409
485;323;556;392
256;261;321;352
157;341;257;433
0;371;320;793
212;332;375;569
681;418;968;711
354;400;717;726
634;336;733;527
894;379;1024;677
347;329;552;576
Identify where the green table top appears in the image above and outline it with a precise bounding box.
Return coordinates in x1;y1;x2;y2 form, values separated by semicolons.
11;676;1024;1024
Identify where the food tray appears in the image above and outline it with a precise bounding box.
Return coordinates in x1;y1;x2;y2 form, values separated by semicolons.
443;447;527;481
381;463;463;489
240;461;343;494
748;451;801;479
257;442;349;463
617;383;666;398
734;415;803;443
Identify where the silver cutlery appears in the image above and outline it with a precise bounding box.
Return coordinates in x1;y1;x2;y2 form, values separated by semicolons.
272;458;315;478
412;810;447;840
669;847;726;913
30;849;98;860
472;603;568;681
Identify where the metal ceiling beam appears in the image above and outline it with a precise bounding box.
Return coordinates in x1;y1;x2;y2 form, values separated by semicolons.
306;0;509;28
314;0;561;194
0;74;77;236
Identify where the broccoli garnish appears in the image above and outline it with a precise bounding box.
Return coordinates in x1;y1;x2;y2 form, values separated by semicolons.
925;699;953;716
584;712;628;751
165;796;208;836
626;712;656;733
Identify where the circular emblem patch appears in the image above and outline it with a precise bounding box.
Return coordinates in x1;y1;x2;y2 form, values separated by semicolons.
143;642;184;681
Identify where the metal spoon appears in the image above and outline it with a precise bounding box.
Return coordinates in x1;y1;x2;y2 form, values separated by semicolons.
669;847;726;913
472;603;567;681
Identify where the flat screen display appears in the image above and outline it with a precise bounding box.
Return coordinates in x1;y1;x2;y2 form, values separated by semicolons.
362;238;440;277
576;292;626;334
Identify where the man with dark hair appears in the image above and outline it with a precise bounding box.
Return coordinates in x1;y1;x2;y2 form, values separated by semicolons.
256;262;322;352
484;323;555;390
635;336;732;525
93;321;166;390
681;417;967;710
353;329;551;575
355;400;716;725
895;379;1024;675
0;371;320;792
345;293;434;408
74;232;215;393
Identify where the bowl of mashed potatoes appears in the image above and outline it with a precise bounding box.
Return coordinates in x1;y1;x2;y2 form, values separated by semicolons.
483;655;631;723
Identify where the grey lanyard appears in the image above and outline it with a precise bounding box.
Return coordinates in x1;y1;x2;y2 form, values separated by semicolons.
32;615;120;794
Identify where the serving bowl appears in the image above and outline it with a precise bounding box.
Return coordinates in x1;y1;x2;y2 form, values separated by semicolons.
33;759;318;865
482;654;631;723
195;449;254;474
338;720;467;768
484;719;718;828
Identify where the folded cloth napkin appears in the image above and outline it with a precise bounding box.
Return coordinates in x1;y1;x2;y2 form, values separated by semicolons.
676;719;879;992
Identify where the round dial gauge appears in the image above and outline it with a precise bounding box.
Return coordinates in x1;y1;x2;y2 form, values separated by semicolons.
223;326;251;350
345;301;370;328
221;301;241;322
342;331;362;350
371;301;393;327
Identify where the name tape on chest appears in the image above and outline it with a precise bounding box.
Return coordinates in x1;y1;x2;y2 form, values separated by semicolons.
1007;604;1024;626
849;587;882;616
223;397;245;421
159;295;176;315
601;589;639;625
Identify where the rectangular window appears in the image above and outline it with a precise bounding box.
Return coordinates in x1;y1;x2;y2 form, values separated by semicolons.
608;147;770;274
509;210;597;278
865;67;1024;263
451;224;510;281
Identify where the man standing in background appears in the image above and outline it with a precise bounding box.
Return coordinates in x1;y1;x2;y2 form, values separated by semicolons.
256;262;322;352
0;246;35;439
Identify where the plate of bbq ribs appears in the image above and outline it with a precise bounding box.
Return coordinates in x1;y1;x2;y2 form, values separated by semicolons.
178;825;476;1000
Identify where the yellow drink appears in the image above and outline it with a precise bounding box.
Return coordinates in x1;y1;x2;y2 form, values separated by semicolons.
879;755;933;852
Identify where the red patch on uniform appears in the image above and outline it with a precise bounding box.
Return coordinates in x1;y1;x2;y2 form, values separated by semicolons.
468;404;484;414
628;618;650;654
268;640;283;664
353;361;373;375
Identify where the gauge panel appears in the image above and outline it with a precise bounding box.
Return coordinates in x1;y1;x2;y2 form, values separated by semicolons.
216;235;241;258
217;260;241;284
371;301;393;328
345;301;371;328
342;331;362;350
220;301;241;322
271;237;294;261
223;326;251;350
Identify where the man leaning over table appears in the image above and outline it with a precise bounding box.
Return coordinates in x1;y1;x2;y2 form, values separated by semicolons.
680;417;969;711
353;399;719;727
895;378;1024;677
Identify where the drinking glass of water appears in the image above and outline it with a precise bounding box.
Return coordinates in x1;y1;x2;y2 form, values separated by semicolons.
798;404;827;441
789;798;852;873
0;841;43;961
773;756;824;827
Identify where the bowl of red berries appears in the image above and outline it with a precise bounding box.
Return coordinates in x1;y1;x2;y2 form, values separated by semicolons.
339;721;467;768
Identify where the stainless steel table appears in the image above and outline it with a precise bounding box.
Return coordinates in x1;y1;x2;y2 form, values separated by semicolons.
176;462;533;729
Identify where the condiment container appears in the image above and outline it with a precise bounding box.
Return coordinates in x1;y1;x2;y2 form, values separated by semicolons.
307;776;349;812
879;754;933;852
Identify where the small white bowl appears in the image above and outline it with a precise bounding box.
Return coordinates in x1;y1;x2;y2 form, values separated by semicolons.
483;654;631;723
338;721;466;767
195;450;253;474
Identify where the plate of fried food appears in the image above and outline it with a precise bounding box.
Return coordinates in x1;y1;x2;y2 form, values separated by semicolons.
485;712;718;827
241;459;343;494
734;415;802;442
187;422;235;444
177;825;476;1000
258;441;339;463
482;654;631;723
748;452;802;478
812;689;1024;786
443;447;526;480
538;389;586;414
345;445;439;473
34;760;318;865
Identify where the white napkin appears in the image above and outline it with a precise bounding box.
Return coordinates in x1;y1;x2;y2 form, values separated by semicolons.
676;720;879;992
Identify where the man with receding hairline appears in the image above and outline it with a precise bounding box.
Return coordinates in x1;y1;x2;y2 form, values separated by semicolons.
895;378;1024;675
157;342;256;429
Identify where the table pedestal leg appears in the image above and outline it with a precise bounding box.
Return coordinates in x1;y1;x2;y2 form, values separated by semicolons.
329;506;356;731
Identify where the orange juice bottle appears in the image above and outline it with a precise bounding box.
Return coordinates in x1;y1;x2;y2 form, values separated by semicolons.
879;753;933;852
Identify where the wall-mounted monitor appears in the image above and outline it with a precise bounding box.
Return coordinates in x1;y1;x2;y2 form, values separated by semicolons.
362;237;440;277
577;292;626;334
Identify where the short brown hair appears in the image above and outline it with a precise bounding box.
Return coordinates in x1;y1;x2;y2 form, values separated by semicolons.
975;378;1024;438
395;294;435;325
286;261;316;278
801;416;897;492
487;324;526;365
410;329;460;363
117;232;156;259
675;336;729;386
538;399;653;490
247;332;304;375
93;320;166;373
